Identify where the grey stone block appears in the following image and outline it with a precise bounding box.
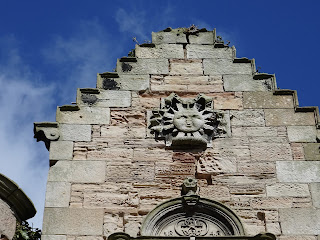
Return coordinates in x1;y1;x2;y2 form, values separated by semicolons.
279;208;320;234
224;75;271;92
48;161;106;183
95;90;131;107
45;182;71;207
59;124;91;141
42;208;104;235
117;75;150;91
243;92;294;109
287;126;317;142
203;59;253;75
266;183;310;197
56;107;110;124
116;59;169;75
230;110;265;127
277;161;320;182
310;183;320;208
186;45;234;59
265;109;316;126
304;143;320;160
49;141;73;160
189;32;214;44
41;235;67;240
135;44;184;58
152;31;187;44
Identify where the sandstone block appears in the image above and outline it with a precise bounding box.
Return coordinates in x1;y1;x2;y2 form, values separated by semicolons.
48;161;106;183
230;110;265;127
152;31;187;44
57;107;110;124
87;148;133;161
0;199;16;240
203;59;252;75
186;45;233;59
266;222;281;236
59;124;91;141
83;191;139;208
287;126;317;142
232;127;278;137
277;161;320;182
163;75;212;85
304;143;320;160
116;59;169;74
151;84;187;92
238;161;276;174
199;185;230;201
243;92;294;109
95;90;131;107
266;183;309;197
135;44;184;58
169;59;203;75
250;143;292;161
223;74;271;92
117;75;149;91
45;182;71;207
41;235;67;240
279;236;317;240
209;92;243;110
265;109;315;126
103;213;123;237
189;32;214;44
291;143;305;160
310;183;320;208
279;208;320;234
42;208;104;235
49;141;73;160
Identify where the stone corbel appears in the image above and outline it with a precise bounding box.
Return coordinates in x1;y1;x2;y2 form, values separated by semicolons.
34;122;59;150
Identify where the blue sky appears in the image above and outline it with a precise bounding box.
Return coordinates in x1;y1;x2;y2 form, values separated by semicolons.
1;0;320;229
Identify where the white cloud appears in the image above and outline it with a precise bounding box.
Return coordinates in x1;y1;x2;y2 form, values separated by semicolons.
0;35;56;229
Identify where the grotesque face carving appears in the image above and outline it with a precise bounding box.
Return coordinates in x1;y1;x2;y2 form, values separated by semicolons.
173;107;205;133
149;93;226;148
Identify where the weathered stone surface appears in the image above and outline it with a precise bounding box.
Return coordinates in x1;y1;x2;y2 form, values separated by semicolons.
57;107;110;124
124;215;142;237
0;199;16;240
265;109;315;126
266;183;310;197
42;208;104;235
116;59;169;74
230;110;265;127
189;32;214;44
45;182;71;207
209;92;243;110
186;45;233;59
238;161;276;174
291;143;305;160
103;213;123;237
198;185;231;201
243;92;294;109
287;126;317;142
59;124;91;141
223;74;271;92
135;44;184;58
266;222;281;235
279;208;320;234
304;143;320;160
203;59;252;75
41;235;67;240
169;59;203;75
279;236;317;240
277;161;320;182
87;148;133;161
94;90;131;107
310;183;320;208
152;31;187;44
48;161;106;183
232;127;278;137
117;75;150;91
250;143;292;161
49;141;73;160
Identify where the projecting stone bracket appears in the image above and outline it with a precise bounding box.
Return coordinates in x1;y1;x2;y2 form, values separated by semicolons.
34;122;59;150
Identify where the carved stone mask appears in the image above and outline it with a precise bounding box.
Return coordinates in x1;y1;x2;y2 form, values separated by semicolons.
149;93;226;148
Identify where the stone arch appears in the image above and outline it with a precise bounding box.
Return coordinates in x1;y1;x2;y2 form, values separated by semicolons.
141;195;245;237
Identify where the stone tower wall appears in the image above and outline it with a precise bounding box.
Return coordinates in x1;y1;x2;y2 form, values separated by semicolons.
37;28;320;240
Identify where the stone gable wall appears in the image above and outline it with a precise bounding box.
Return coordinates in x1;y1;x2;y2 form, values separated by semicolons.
37;28;320;240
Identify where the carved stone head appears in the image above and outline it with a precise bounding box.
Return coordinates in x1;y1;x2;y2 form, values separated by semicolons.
149;93;226;148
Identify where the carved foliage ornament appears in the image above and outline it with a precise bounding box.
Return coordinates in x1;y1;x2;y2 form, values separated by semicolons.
149;93;226;148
